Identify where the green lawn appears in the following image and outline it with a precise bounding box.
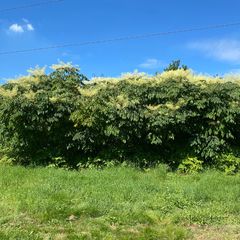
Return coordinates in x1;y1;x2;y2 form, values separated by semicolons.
0;165;239;239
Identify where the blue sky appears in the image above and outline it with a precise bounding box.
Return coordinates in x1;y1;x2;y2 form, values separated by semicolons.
1;0;240;81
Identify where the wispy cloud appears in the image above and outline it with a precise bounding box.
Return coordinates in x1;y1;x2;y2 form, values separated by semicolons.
8;19;35;34
22;18;29;23
188;39;240;63
26;24;34;31
139;58;164;69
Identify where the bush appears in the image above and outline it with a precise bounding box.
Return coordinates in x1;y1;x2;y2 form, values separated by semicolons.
71;70;240;170
1;66;240;171
0;64;88;166
218;154;240;174
178;157;204;174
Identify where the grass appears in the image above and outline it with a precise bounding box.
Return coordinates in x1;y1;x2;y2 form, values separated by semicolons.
0;165;239;239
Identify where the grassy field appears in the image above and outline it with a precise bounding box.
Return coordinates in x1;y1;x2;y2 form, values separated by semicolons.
0;166;239;239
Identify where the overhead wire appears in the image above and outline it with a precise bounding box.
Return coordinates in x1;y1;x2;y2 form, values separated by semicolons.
0;0;64;13
0;21;240;55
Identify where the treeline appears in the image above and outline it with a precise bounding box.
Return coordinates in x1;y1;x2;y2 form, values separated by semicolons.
0;63;240;173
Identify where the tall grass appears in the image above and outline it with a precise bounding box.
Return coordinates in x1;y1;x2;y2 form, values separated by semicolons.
0;165;239;239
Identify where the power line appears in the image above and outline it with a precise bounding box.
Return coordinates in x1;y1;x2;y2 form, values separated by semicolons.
0;0;64;13
1;21;240;56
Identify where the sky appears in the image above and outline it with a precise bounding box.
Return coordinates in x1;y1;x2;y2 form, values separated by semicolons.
1;0;240;82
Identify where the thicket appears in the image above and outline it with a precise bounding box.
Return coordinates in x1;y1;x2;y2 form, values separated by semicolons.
1;63;240;172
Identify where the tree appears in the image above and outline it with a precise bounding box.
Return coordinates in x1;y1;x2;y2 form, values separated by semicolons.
164;60;188;72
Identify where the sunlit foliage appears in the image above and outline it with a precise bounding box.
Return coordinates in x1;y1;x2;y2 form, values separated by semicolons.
1;66;240;172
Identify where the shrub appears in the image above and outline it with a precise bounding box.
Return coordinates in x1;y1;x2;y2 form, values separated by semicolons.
1;66;240;171
0;64;88;166
178;157;204;174
218;154;240;174
71;71;240;169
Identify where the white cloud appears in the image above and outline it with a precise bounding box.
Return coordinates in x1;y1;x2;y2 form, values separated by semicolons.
9;24;24;33
8;20;35;34
139;58;164;69
22;18;29;23
189;39;240;63
26;24;34;31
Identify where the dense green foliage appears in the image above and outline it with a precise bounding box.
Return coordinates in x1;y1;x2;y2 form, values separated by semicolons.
0;64;88;167
0;165;239;239
1;64;240;171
